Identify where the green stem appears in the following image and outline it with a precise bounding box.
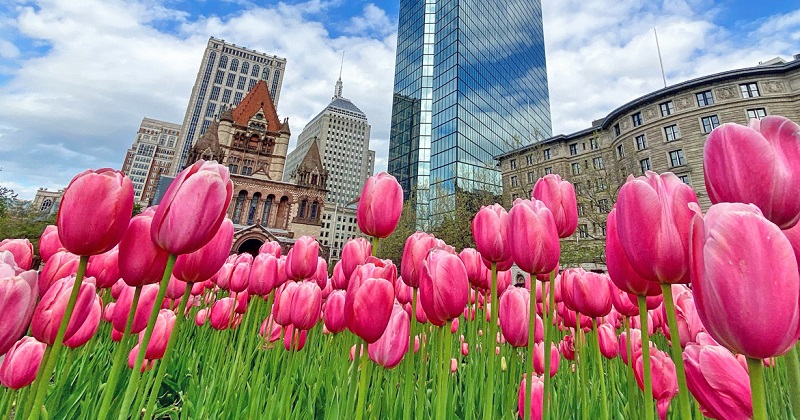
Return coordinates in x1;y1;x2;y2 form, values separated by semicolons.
747;358;767;420
577;311;588;420
98;286;142;418
2;389;15;420
346;334;360;412
525;271;536;420
143;284;192;420
402;290;418;420
26;255;89;420
625;316;637;419
116;253;177;420
784;343;800;419
594;320;609;420
637;295;654;420
49;347;76;413
542;272;553;420
483;262;498;420
355;339;370;420
659;284;692;419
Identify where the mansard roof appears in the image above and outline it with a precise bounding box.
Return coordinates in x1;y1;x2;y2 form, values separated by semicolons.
232;80;281;132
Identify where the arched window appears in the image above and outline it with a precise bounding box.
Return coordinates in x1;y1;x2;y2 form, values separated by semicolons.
299;199;307;218
230;59;239;72
41;198;53;212
261;195;274;226
261;69;269;80
247;193;261;225
209;51;217;65
219;55;228;69
241;62;249;75
252;64;260;77
310;201;318;220
233;191;247;224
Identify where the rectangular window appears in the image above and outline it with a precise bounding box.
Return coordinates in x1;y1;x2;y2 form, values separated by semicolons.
510;176;518;187
596;178;607;191
696;90;714;107
747;108;767;120
590;138;599;150
636;134;647;150
640;158;651;174
579;224;589;239
210;86;220;101
578;204;585;217
614;124;621;136
678;174;691;185
616;144;624;159
740;83;760;98
543;149;551;160
226;73;236;87
592;157;604;170
669;149;686;167
569;143;578;156
665;125;681;141
233;92;243;105
526;154;534;165
222;89;232;103
598;199;610;213
571;162;581;175
631;112;642;127
544;167;553;175
214;70;225;84
527;172;536;183
660;101;674;116
237;76;247;90
510;159;517;169
701;115;720;133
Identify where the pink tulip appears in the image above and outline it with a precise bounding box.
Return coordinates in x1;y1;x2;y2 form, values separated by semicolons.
461;342;469;356
783;222;800;269
616;171;698;284
401;232;438;288
533;342;560;377
415;289;429;324
558;267;584;311
450;318;459;334
499;287;531;347
357;172;403;238
597;322;618;359
150;160;232;254
173;218;234;283
166;276;188;300
57;168;134;256
472;204;511;268
64;293;102;348
634;349;679;420
0;239;33;270
285;236;319;281
283;325;307;351
0;337;46;389
619;328;643;366
273;282;299;326
323;290;347;333
507;199;560;275
234;290;250;314
683;343;753;419
86;247;121;289
38;251;80;293
559;335;575;360
350;343;365;361
556;302;592;331
38;225;65;263
605;308;623;329
112;284;159;334
259;315;282;343
460;248;489;290
103;302;115;323
395;278;413;304
496;269;512;298
136;309;175;359
341;238;372;280
229;261;251;293
610;286;639;317
127;345;156;372
571;272;612;319
31;276;98;345
330;260;347;290
118;213;171;287
531;174;578;238
662;287;704;347
419;249;469;326
209;297;236;330
517;375;545;420
195;308;208;326
259;241;282;258
606;209;663;296
313;257;328;290
704;116;800;229
249;253;279;296
291;281;322;330
368;304;410;368
213;263;234;290
450;358;458;373
350;261;397;290
0;270;38;356
691;203;800;359
345;275;394;343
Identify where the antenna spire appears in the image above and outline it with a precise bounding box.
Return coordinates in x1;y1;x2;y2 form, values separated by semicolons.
333;51;345;99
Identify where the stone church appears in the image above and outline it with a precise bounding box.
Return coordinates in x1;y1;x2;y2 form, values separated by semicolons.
185;80;329;256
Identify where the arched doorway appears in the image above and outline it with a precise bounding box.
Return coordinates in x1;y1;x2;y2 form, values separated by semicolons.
238;238;264;256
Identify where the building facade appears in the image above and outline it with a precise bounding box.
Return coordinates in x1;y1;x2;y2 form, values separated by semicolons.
31;188;64;219
283;77;375;261
183;80;329;256
174;37;287;173
387;0;551;223
498;56;800;241
122;117;182;206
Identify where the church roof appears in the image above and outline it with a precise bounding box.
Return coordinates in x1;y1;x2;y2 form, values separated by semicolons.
232;80;282;132
192;120;223;156
297;139;325;173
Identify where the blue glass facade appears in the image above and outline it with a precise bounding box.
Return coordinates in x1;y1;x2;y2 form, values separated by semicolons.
388;0;551;222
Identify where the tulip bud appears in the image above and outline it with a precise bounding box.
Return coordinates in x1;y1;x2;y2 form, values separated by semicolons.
173;218;234;283
195;308;208;326
86;247;121;289
38;225;65;263
606;209;663;296
313;257;328;290
345;276;394;343
118;213;171;287
634;349;679;420
597;322;618;359
534;342;560;377
341;238;372;280
0;270;38;356
471;204;510;267
368;304;410;369
273;282;299;327
683;343;753;419
0;239;34;270
57;169;134;256
401;232;438;288
229;262;251;294
31;276;98;345
571;272;612;319
517;375;545;420
357;172;403;238
0;337;46;389
285;236;319;281
323;290;347;333
419;249;469;326
531;174;578;238
38;251;80;293
209;297;236;330
284;325;307;351
499;287;530;347
249;253;279;297
291;281;322;330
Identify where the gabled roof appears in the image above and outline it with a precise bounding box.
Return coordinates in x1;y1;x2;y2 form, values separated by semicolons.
297;138;325;173
232;80;281;132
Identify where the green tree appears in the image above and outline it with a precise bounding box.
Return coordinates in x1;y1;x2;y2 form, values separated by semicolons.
0;187;55;255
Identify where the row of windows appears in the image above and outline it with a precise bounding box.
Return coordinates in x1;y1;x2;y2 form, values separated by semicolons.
636;149;687;173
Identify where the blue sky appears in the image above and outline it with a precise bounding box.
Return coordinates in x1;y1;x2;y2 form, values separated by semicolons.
0;0;798;200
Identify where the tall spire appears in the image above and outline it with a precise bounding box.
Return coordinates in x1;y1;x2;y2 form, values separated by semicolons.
333;51;344;100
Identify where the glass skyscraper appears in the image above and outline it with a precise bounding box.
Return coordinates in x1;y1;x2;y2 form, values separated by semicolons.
388;0;551;222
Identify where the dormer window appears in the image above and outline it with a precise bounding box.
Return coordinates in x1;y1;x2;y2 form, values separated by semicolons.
256;113;263;120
